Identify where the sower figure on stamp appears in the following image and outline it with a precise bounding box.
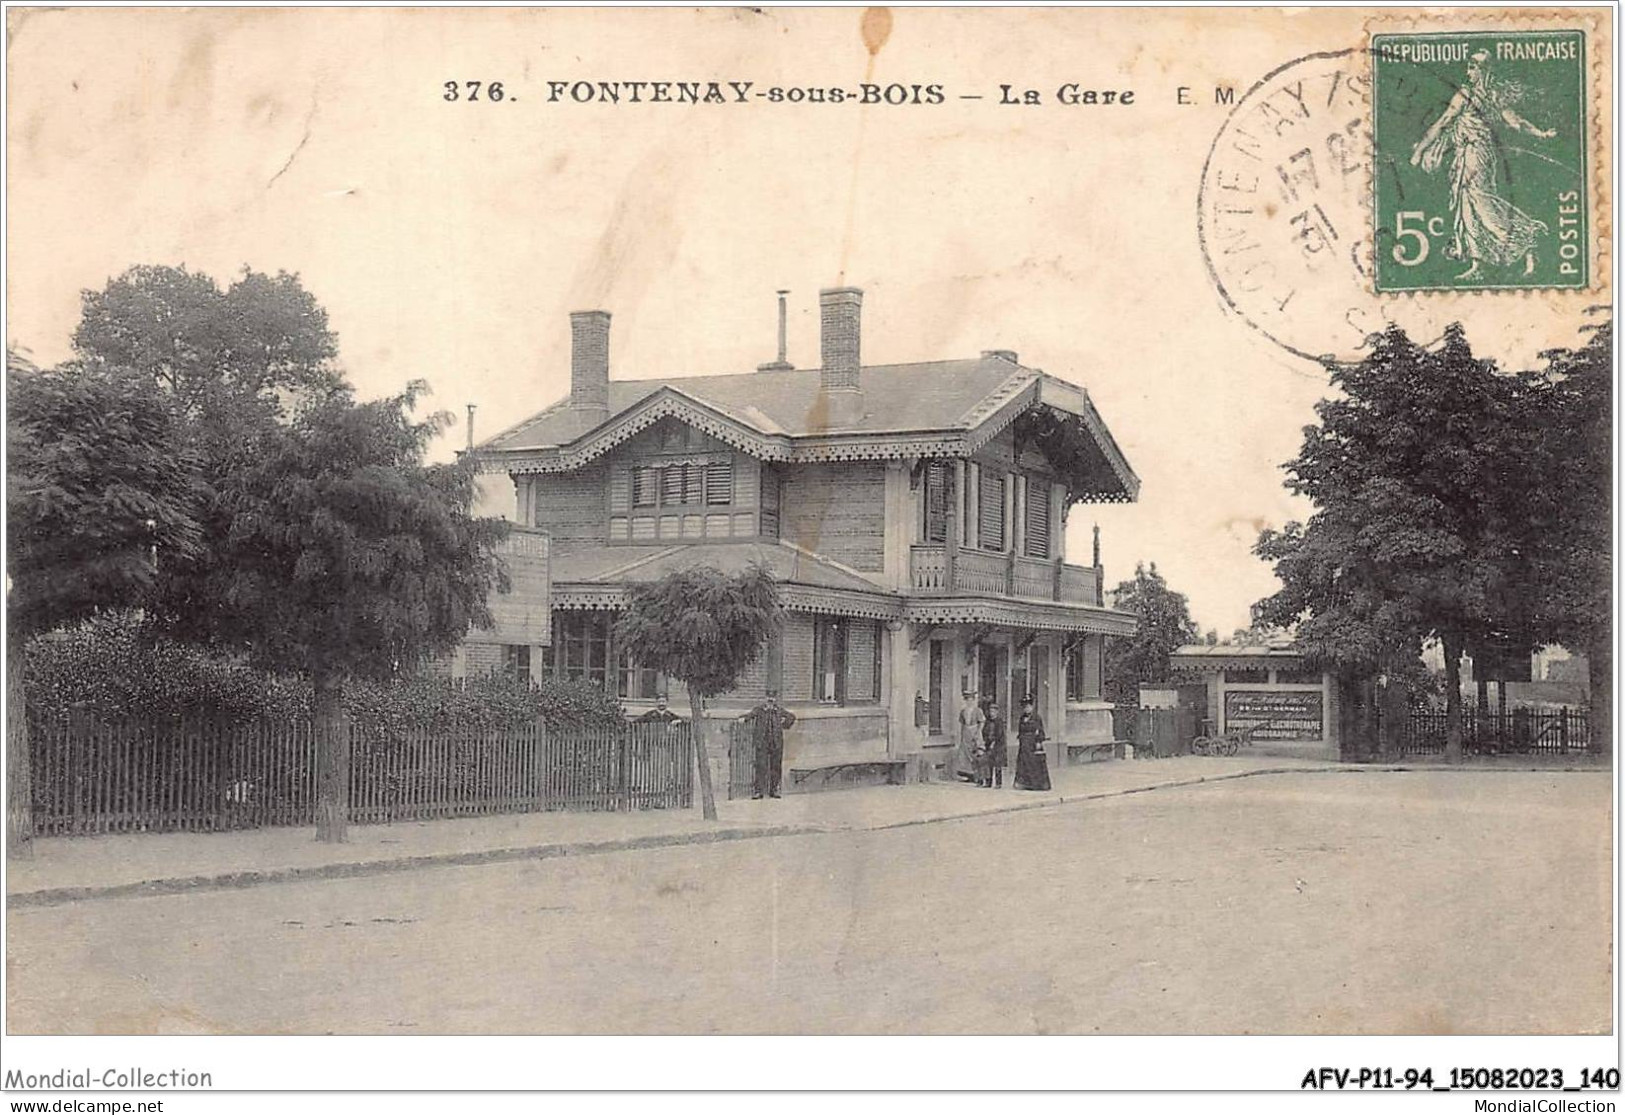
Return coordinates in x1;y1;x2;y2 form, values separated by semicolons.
1014;695;1052;792
979;701;1007;788
1410;49;1556;281
741;688;796;799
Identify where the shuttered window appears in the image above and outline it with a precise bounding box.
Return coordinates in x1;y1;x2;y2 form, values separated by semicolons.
705;461;734;506
979;470;1006;552
1024;478;1051;559
632;467;657;508
659;464;687;505
922;462;949;543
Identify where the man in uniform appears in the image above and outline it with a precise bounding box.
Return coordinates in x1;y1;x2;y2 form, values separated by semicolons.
741;688;796;799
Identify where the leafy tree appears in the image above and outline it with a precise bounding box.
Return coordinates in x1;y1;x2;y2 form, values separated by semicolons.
1103;562;1200;704
6;354;202;858
73;264;342;414
614;565;782;821
1254;324;1529;760
1522;317;1612;752
153;383;509;842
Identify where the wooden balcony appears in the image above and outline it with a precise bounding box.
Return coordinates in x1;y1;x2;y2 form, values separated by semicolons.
908;544;1101;605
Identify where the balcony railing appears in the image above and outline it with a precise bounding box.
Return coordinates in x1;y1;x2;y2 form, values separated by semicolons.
909;545;1101;605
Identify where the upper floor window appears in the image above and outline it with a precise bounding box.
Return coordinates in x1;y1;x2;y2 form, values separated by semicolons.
633;460;733;510
1024;477;1051;559
921;462;949;544
705;460;733;505
978;469;1007;552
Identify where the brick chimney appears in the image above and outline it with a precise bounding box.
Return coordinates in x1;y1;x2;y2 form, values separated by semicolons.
818;287;864;426
568;310;610;433
819;287;862;390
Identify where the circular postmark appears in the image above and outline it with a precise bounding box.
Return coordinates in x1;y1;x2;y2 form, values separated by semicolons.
1198;49;1396;364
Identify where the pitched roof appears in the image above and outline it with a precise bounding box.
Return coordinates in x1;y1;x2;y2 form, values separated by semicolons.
481;356;1032;452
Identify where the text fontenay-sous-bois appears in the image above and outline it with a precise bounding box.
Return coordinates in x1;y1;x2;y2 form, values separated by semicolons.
440;79;1142;106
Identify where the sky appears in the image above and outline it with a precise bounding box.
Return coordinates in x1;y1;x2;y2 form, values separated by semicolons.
7;7;1610;635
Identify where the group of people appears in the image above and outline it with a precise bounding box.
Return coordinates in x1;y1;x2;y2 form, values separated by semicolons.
954;689;1051;791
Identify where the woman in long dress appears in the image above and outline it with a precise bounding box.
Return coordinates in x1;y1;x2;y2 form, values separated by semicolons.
1013;696;1051;792
952;690;983;782
1409;50;1557;280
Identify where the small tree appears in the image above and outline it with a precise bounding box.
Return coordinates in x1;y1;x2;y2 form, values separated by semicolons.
614;565;781;821
1103;562;1200;704
155;383;509;842
6;355;202;857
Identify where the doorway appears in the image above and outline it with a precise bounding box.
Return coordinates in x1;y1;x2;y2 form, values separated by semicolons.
978;643;1008;723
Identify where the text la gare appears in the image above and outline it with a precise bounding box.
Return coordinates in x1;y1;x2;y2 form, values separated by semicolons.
1001;84;1135;105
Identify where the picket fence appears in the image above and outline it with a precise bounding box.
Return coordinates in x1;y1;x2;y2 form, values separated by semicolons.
27;712;693;837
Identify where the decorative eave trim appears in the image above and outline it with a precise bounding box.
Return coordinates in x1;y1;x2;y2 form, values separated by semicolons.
550;581;905;621
1170;655;1300;673
963;376;1043;455
903;597;1139;635
1062;385;1141;502
477;388;794;475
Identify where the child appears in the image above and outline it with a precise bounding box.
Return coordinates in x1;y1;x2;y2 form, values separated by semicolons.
980;702;1007;788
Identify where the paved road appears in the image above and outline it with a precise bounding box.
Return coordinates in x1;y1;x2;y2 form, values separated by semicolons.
6;771;1611;1034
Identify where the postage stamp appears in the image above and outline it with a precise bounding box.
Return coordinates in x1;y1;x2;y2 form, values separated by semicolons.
1372;29;1589;292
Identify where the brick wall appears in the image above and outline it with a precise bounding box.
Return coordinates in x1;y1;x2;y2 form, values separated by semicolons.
779;462;885;571
464;642;504;677
531;462;606;543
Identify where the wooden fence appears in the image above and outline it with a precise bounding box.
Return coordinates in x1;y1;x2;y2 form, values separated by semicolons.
1401;708;1593;756
27;712;692;837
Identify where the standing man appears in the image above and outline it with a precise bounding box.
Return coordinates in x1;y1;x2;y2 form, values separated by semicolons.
638;694;683;725
741;689;796;799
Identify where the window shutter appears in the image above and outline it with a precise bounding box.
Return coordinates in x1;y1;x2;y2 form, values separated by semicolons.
923;463;948;543
1025;478;1050;558
632;467;657;508
660;464;686;506
979;471;1006;551
705;460;734;505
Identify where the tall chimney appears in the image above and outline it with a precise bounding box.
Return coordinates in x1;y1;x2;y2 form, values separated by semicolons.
569;310;610;431
756;290;794;372
819;285;863;391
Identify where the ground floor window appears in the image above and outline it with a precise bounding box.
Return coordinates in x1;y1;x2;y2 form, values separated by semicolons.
1066;637;1102;702
927;640;946;734
504;644;531;684
618;654;662;700
812;616;847;703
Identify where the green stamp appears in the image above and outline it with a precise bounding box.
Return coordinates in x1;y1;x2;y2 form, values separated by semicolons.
1373;29;1588;291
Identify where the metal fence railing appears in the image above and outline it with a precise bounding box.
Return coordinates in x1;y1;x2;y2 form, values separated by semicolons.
1402;708;1592;756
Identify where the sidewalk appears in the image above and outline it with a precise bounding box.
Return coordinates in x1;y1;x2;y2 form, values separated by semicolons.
3;754;1592;907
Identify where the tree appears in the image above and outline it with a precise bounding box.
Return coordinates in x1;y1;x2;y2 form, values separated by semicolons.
6;354;202;858
74;264;342;414
1103;562;1200;704
1254;324;1529;760
153;383;509;842
1523;317;1612;752
614;565;782;821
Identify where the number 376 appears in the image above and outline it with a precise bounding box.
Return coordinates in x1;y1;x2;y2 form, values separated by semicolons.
1391;210;1447;265
444;80;507;102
